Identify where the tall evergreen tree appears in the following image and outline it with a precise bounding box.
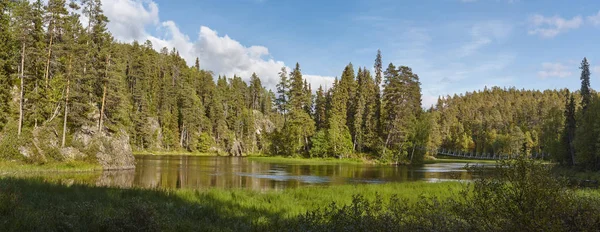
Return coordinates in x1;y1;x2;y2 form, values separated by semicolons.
580;57;591;111
374;50;383;137
559;92;576;166
314;85;327;130
275;67;289;121
0;0;13;130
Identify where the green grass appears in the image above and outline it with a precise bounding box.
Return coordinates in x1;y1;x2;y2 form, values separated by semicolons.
247;156;372;165
0;160;101;174
0;177;463;231
133;150;220;156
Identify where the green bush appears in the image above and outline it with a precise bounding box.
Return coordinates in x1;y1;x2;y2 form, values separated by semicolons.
0;120;30;161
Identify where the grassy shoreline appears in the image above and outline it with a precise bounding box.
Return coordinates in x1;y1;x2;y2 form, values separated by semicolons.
0;160;102;174
0;178;464;231
1;176;598;231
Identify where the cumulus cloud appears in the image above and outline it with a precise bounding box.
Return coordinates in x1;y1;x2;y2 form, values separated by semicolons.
537;62;573;78
528;14;583;38
97;0;333;90
102;0;159;42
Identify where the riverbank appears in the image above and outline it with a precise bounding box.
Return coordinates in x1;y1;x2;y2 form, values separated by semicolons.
134;150;501;165
0;160;101;174
0;178;462;231
247;156;372;165
1;175;599;231
133;150;219;156
423;157;498;164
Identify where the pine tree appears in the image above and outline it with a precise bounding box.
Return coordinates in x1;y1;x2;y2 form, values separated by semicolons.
381;63;422;161
351;68;367;152
580;57;591;111
249;73;262;110
12;0;35;135
314;85;327;130
374;50;383;137
0;0;13;130
561;92;576;166
326;77;353;157
275;67;289;121
43;0;68;89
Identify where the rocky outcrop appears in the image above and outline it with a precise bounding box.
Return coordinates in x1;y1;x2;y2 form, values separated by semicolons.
17;123;135;170
74;125;135;170
147;117;163;150
229;139;243;156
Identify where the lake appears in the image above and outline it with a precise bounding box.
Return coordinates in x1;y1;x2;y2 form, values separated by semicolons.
13;155;492;190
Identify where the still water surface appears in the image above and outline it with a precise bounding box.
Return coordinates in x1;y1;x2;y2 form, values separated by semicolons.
19;155;492;190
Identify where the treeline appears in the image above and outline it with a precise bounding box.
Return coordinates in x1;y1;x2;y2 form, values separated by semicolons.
0;0;428;163
432;87;569;156
2;0;599;167
432;58;600;171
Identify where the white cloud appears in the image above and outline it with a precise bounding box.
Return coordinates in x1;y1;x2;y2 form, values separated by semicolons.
458;21;511;57
98;0;333;91
537;62;573;78
588;11;600;26
528;14;583;38
93;0;159;42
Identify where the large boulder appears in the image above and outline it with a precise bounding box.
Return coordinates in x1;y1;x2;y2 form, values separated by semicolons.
74;126;135;170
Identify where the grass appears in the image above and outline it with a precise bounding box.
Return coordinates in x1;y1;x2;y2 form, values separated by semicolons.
2;157;600;231
133;150;220;156
247;156;371;165
0;160;101;174
0;178;463;231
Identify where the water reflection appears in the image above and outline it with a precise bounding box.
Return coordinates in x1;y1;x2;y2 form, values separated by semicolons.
4;155;491;190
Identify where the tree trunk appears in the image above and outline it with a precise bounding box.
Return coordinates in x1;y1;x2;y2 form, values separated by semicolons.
180;123;185;147
18;42;25;136
62;57;72;148
98;55;110;132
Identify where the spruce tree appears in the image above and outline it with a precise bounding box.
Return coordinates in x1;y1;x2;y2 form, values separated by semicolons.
314;85;327;130
562;92;576;166
275;67;289;121
580;57;591;111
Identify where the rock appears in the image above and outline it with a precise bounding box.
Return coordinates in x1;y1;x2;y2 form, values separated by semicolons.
229;139;243;157
73;124;96;147
59;147;86;161
85;129;136;170
147;117;163;149
72;123;135;170
18;146;32;158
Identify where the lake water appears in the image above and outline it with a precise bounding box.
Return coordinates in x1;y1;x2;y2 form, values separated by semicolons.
13;155;492;190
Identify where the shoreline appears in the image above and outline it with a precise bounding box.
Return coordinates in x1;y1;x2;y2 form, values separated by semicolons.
0;160;103;174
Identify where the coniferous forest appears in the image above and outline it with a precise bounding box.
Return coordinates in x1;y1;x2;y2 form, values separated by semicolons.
1;0;600;172
4;1;600;231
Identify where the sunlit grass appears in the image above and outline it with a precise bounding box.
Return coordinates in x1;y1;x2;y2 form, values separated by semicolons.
0;160;101;174
0;177;464;231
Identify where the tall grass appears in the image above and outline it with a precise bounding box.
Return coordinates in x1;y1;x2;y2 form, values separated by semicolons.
2;157;600;231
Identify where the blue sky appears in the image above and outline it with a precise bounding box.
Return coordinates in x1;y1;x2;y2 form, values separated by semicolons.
100;0;600;107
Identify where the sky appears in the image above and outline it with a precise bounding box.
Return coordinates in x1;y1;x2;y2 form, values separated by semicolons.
96;0;600;107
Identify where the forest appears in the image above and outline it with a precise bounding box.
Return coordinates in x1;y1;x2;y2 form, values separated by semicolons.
1;0;600;171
